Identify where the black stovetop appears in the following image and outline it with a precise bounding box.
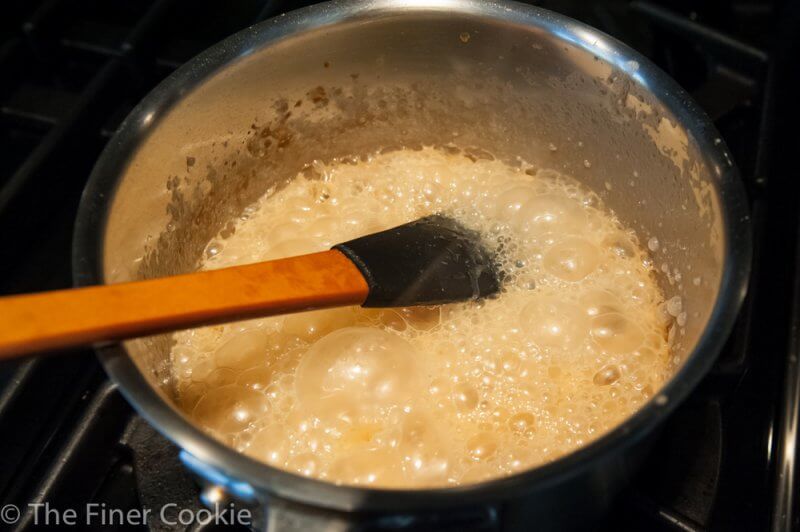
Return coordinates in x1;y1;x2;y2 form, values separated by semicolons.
0;1;798;531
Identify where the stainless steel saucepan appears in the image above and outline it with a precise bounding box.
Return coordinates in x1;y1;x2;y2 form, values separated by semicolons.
73;1;751;530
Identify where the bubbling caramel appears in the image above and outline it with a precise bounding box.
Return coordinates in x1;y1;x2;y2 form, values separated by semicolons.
171;147;675;488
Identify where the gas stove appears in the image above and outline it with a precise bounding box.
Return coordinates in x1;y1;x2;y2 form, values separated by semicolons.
0;1;797;530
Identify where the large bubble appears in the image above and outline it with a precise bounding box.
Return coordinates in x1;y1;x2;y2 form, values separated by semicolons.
295;327;421;418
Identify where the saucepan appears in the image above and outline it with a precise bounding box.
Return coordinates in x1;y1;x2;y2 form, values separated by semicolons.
72;1;751;529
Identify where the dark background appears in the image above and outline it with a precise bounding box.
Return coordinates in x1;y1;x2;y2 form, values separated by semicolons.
0;1;798;531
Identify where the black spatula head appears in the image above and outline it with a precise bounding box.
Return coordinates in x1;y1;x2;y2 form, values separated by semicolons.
334;215;501;307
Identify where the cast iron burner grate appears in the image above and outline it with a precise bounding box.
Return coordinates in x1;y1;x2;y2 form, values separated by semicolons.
0;1;796;531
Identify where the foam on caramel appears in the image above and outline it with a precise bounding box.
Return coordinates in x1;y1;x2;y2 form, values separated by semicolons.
171;147;674;488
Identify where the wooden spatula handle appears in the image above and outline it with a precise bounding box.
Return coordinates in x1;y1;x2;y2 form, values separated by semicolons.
0;249;369;359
